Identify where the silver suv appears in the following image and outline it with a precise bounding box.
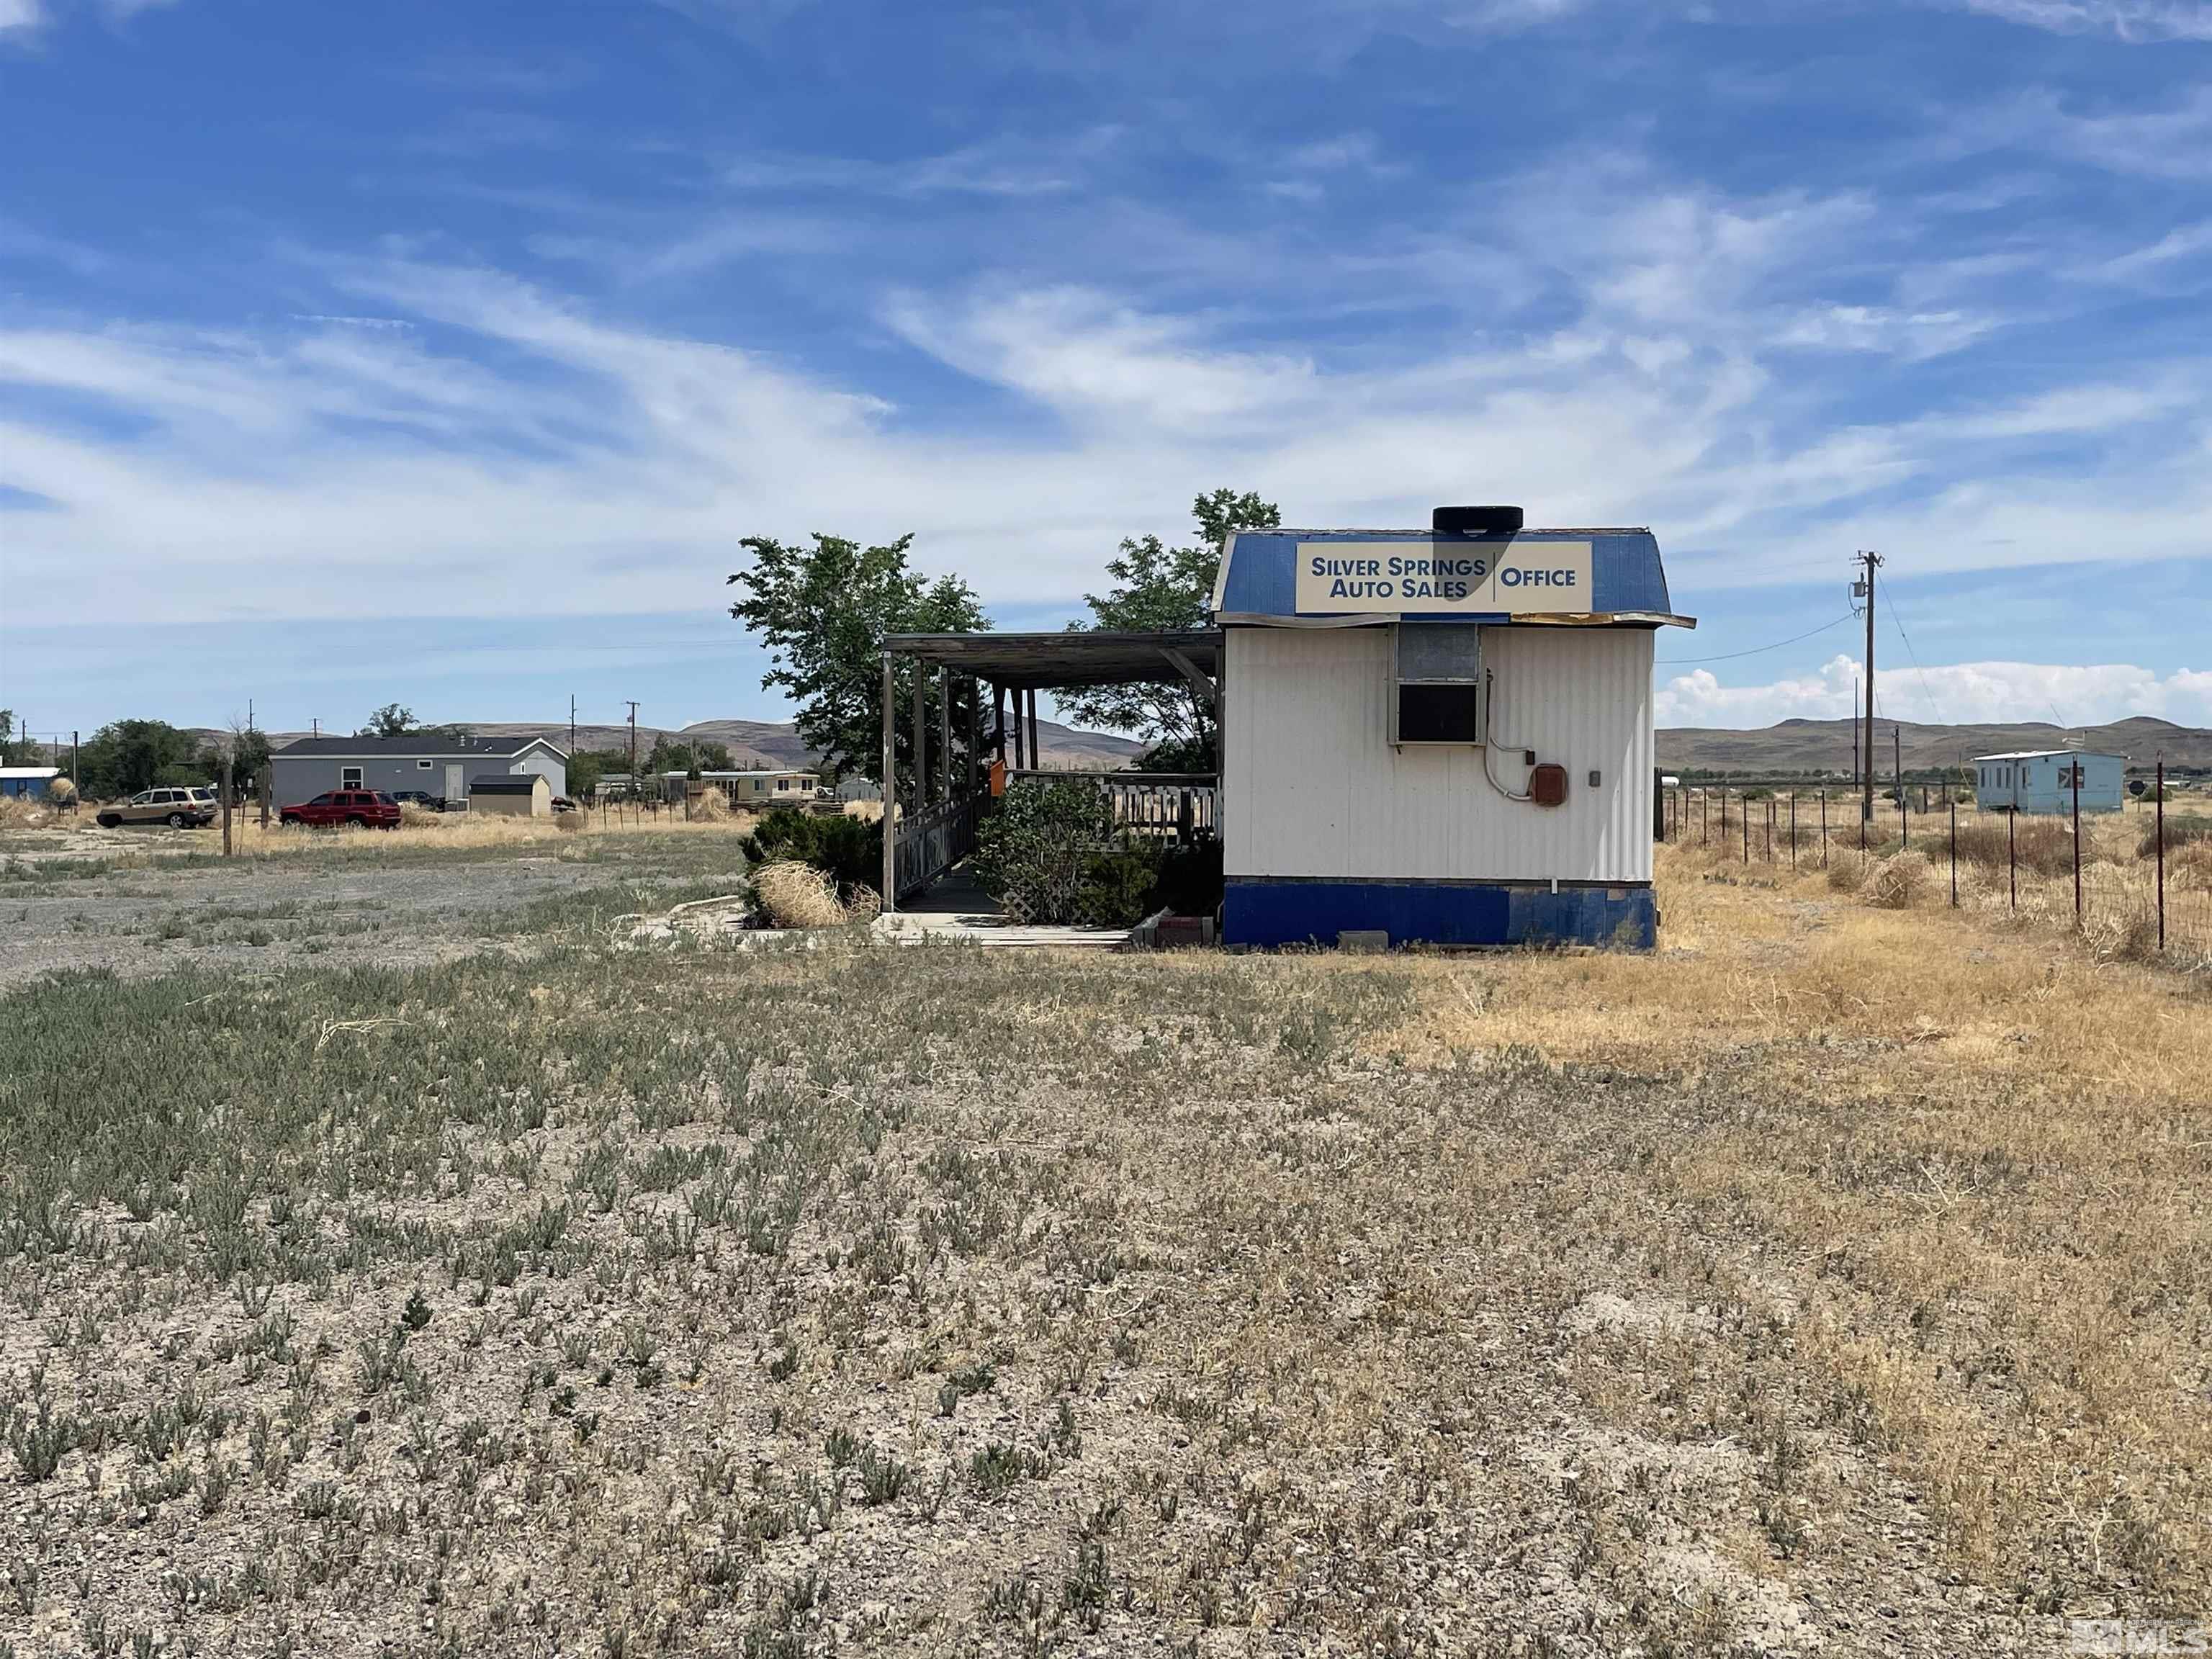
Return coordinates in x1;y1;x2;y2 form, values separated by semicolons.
96;787;217;829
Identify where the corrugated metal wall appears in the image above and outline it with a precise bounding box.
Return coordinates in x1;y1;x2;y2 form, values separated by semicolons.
1223;625;1655;884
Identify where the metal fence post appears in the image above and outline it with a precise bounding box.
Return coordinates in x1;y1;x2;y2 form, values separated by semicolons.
2009;807;2016;910
1765;799;1773;863
2072;760;2082;926
1790;791;1798;872
1948;798;1956;907
1820;789;1827;867
1741;792;1749;866
2156;755;2166;953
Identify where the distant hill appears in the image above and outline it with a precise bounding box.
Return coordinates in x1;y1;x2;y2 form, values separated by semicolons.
219;716;1143;773
1659;716;2212;776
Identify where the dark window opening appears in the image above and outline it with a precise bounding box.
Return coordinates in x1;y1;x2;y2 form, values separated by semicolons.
1397;683;1482;744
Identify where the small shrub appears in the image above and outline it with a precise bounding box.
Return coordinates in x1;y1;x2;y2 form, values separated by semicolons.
2171;841;2212;893
754;862;859;929
1862;850;1934;909
740;809;880;896
1825;850;1867;892
1956;817;2077;878
554;811;585;835
971;781;1162;927
2138;815;2212;860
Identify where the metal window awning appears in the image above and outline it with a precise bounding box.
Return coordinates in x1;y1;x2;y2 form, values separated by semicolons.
883;630;1220;690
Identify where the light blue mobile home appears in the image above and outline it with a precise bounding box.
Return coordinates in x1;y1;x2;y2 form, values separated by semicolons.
1973;750;2125;815
0;767;61;799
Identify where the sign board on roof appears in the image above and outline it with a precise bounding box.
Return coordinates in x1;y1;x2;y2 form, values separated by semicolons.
1292;539;1593;615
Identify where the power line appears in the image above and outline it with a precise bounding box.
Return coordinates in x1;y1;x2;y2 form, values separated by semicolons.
1657;611;1859;665
1880;583;1948;731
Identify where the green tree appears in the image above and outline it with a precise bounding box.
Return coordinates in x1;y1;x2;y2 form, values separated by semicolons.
727;533;986;786
0;709;38;766
696;741;736;772
76;719;203;799
360;703;416;738
1058;488;1280;770
567;747;630;798
230;726;273;783
642;737;683;775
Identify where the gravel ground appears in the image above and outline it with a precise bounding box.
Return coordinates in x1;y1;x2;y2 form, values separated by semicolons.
0;835;751;988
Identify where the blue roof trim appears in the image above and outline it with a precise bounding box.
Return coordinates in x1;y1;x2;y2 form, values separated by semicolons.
1215;528;1680;624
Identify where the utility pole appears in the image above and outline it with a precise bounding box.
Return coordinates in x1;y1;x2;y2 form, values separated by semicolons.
1853;552;1882;824
71;730;78;787
569;695;577;760
626;701;639;797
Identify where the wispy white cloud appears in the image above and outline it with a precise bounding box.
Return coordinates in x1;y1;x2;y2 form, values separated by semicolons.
1;0;181;31
1959;85;2212;179
1660;654;2212;728
1949;0;2212;40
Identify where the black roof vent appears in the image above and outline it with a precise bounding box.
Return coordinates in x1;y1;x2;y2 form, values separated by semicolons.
1433;505;1524;536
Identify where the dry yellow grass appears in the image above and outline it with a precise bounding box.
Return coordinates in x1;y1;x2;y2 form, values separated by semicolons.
30;805;764;862
1323;837;2212;1606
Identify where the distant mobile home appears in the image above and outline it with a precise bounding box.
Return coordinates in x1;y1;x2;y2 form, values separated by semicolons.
1973;750;2125;815
271;735;567;806
0;767;62;799
696;768;819;806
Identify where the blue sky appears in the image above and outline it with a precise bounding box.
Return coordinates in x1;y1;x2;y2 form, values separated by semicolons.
4;0;2211;743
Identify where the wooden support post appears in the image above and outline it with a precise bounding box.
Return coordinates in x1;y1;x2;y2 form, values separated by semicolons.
994;683;1007;764
966;677;979;798
912;665;928;809
881;652;896;912
938;665;952;810
1027;690;1041;771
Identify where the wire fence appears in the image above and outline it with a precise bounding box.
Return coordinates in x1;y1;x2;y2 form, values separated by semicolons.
1661;767;2212;968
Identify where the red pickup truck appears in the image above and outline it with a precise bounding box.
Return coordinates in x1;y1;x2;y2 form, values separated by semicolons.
279;789;403;830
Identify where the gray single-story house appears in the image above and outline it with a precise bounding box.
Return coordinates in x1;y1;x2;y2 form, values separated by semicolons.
270;734;568;806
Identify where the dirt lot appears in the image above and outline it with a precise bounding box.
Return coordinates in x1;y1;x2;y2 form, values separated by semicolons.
0;831;2205;1657
0;822;752;988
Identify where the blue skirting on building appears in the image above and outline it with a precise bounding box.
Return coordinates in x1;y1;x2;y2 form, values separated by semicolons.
1223;878;1656;950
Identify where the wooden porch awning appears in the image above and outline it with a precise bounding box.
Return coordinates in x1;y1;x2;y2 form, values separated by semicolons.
883;630;1220;691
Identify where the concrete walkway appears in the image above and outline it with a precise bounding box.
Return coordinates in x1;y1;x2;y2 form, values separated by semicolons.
875;863;1135;948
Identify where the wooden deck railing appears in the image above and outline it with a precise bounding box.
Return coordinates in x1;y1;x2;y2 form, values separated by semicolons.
1005;770;1218;844
891;793;982;899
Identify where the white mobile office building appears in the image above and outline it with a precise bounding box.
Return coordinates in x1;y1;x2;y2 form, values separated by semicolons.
1210;508;1694;948
875;505;1694;950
